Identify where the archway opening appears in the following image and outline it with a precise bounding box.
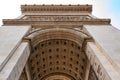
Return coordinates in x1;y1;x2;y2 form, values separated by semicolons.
28;39;87;80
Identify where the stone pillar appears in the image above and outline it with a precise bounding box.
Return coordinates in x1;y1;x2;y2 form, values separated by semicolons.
25;61;31;80
84;59;91;80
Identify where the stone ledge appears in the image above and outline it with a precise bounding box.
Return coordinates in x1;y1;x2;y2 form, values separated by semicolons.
83;25;120;74
3;19;110;25
0;42;30;80
86;42;120;80
0;26;31;71
21;5;92;13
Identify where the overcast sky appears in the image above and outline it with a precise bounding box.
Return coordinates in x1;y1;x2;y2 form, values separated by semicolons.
0;0;120;29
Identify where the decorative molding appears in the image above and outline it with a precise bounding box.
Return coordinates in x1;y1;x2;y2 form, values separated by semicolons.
88;67;98;80
22;15;92;21
21;5;92;13
25;28;89;47
3;19;111;25
86;42;120;80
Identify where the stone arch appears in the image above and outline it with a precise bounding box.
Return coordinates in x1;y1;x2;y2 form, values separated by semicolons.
41;72;76;80
26;28;90;48
25;28;91;80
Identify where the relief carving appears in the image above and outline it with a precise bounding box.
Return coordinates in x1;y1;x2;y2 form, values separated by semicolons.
88;67;98;80
26;16;91;21
97;65;101;75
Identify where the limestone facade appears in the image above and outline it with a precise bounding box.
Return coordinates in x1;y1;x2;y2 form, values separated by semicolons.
0;5;120;80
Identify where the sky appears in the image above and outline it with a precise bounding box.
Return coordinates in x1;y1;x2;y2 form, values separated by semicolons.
0;0;120;29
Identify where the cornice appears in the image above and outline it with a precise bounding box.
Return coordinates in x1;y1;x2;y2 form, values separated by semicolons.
21;4;92;13
3;19;111;25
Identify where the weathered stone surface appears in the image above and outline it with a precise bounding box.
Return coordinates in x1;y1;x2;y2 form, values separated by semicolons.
86;42;120;80
21;5;92;13
1;5;120;80
28;39;87;80
0;26;31;71
84;25;120;74
0;42;30;80
45;75;71;80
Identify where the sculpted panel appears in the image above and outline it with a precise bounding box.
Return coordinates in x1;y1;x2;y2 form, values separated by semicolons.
23;15;92;21
88;67;98;80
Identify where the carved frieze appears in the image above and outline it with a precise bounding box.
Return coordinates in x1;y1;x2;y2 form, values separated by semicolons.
86;42;120;80
88;67;98;80
21;5;92;13
23;15;92;21
3;19;110;25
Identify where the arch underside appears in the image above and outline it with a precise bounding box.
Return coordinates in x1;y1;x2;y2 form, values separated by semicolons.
25;28;90;80
26;28;89;47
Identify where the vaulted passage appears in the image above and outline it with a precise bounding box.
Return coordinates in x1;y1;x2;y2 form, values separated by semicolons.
18;27;90;80
1;4;120;80
28;39;87;80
